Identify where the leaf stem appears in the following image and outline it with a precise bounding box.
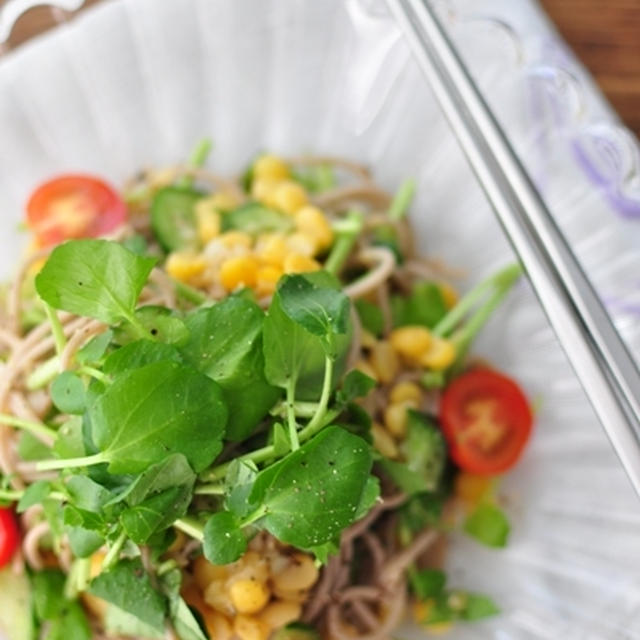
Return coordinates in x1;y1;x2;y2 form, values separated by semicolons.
26;355;60;390
0;488;22;502
177;138;213;188
43;303;66;358
0;413;58;441
157;559;178;576
193;484;226;496
239;505;268;528
102;530;127;571
173;279;208;305
325;211;364;276
36;452;106;472
285;379;300;451
77;366;109;383
174;517;204;541
388;178;416;221
271;400;320;419
298;356;334;442
200;444;277;482
433;263;522;338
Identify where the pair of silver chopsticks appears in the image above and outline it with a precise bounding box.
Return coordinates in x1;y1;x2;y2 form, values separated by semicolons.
386;0;640;496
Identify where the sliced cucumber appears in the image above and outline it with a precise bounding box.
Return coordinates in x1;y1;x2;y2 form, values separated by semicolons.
151;187;203;251
0;567;34;640
222;203;293;235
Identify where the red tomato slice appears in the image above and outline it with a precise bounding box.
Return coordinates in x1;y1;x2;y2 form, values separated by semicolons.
439;368;533;475
26;174;126;247
0;508;19;568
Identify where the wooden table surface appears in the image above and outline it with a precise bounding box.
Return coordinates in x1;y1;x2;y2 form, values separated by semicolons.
7;0;640;138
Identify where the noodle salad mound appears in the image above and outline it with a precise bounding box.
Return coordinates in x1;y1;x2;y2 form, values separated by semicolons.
0;144;532;640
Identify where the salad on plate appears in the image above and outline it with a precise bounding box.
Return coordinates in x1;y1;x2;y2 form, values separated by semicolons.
0;142;532;640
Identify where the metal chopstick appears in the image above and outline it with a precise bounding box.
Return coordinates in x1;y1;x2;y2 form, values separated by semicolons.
386;0;640;496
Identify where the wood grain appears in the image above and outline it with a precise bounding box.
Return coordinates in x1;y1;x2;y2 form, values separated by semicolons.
539;0;640;136
7;1;640;137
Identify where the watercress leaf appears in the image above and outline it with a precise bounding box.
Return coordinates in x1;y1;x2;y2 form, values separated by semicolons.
399;493;445;533
121;485;193;544
307;538;340;564
354;299;384;337
181;298;280;440
89;558;166;631
63;506;105;557
463;503;510;548
380;411;446;495
222;203;293;235
45;601;91;640
17;431;51;461
160;569;208;640
353;475;381;520
263;272;351;399
410;569;447;599
116;306;190;346
121;234;148;256
460;593;500;620
203;511;247;565
391;281;447;329
89;361;228;474
76;329;113;365
52;416;86;460
118;454;196;507
336;370;376;406
224;460;259;519
103;339;182;375
17;480;51;513
270;422;292;457
35;239;156;324
249;426;373;548
31;569;66;619
104;604;165;639
337;403;373;443
65;475;114;512
42;498;65;549
278;274;350;339
51;371;86;415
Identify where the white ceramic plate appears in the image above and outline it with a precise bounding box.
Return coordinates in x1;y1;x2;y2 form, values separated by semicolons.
1;1;640;638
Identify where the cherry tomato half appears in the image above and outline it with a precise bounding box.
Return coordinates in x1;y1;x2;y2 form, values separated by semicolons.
439;368;533;475
26;174;126;247
0;508;19;568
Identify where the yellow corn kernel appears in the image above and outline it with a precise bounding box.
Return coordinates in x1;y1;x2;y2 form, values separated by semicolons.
354;359;379;382
286;231;318;257
412;599;433;624
166;251;207;283
454;472;492;506
439;282;459;309
194;555;229;591
383;401;417;439
256;233;288;267
259;600;302;630
272;553;319;592
220;231;253;250
204;580;235;616
371;422;399;459
219;256;259;291
389;326;433;362
89;552;106;579
360;329;377;350
167;529;186;554
254;154;290;182
233;614;270;640
294;205;334;251
229;579;270;615
251;177;281;207
283;253;321;274
389;381;422;405
210;191;239;211
426;622;454;635
420;337;456;371
195;200;222;244
272;181;308;215
255;265;283;298
202;609;233;640
369;341;400;384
